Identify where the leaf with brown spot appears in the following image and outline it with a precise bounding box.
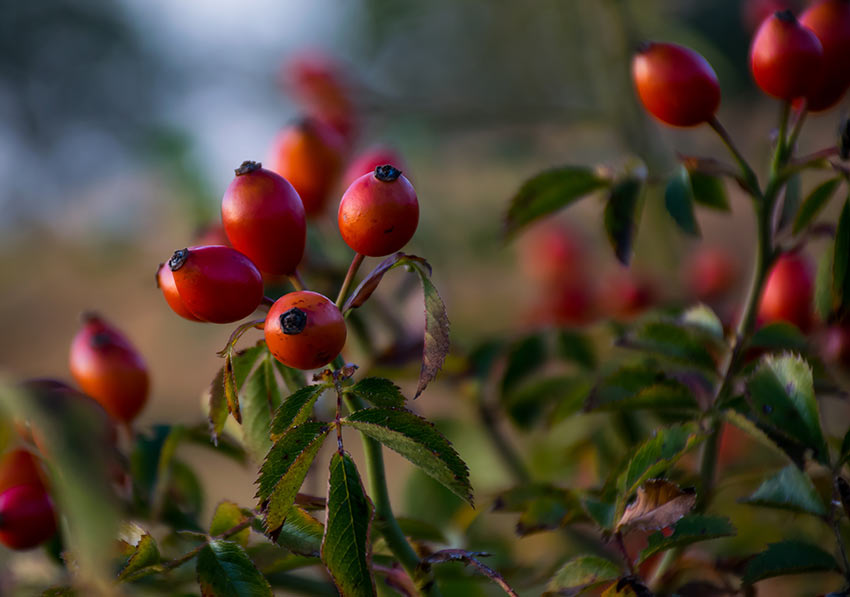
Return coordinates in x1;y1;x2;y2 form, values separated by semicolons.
616;479;696;531
342;253;430;312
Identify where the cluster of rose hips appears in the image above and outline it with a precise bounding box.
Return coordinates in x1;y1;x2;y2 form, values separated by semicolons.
633;0;850;126
519;223;739;326
0;326;137;553
156;53;420;372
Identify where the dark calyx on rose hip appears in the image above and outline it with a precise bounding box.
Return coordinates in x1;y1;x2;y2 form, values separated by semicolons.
234;160;262;176
168;249;189;271
374;164;402;182
281;307;308;335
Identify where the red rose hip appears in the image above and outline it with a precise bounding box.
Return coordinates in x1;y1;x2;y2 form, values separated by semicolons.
69;313;149;424
0;449;46;495
156;263;202;322
0;484;57;550
265;291;347;370
632;42;721;127
338;165;419;257
750;10;823;100
167;245;264;324
268;119;344;217
221;161;306;275
757;252;814;331
800;0;850;111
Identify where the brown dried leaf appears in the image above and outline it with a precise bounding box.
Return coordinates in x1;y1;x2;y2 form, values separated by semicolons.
343;253;430;312
616;479;696;531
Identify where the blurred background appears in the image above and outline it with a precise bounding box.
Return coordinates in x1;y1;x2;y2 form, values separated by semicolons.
1;0;848;594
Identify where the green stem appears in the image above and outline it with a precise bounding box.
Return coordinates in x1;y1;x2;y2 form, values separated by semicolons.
336;253;365;309
289;270;306;292
160;516;256;571
770;101;791;177
476;390;531;484
343;392;441;596
786;105;808;156
709;116;762;198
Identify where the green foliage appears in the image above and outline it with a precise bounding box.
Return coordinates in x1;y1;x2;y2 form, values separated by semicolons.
256;422;330;531
604;176;643;265
118;530;160;581
196;540;272;597
688;170;729;211
275;506;324;557
269;383;328;438
544;555;621;594
639;515;735;563
834;198;850;318
210;501;251;547
664;165;700;236
322;451;376;597
493;484;586;535
748;321;808;353
742;465;826;516
345;377;406;408
343;407;472;504
588;365;700;413
617;318;718;373
504;166;610;237
742;541;839;584
746;354;828;464
616;425;703;516
793;177;842;234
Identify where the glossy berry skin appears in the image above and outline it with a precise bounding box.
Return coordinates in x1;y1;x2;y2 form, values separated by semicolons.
757;253;814;331
268;120;344;217
800;0;850;111
0;484;57;550
156;263;202;322
167;245;264;324
0;450;45;495
338;165;419;257
265;291;346;370
342;146;408;189
221;161;306;275
632;42;721;127
69;314;149;424
750;10;823;100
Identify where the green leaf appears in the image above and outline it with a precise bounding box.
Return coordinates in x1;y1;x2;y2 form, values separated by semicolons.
346;377;406;408
639;515;735;563
793;178;841;234
722;410;788;461
616;425;703;515
504;166;610;237
604;176;643;265
841;428;850;465
588;365;700;413
270;384;327;439
742;541;838;584
748;322;808;353
544;555;621;594
665;166;700;236
276;506;324;557
816;248;835;321
834;198;850;316
681;304;724;341
197;540;272;597
208;366;229;444
689;171;729;211
405;259;451;398
343;408;472;504
493;484;587;535
618;319;717;372
779;172;802;230
256;422;330;531
556;329;597;369
741;465;826;516
210;501;251;547
501;333;547;395
583;497;616;530
747;354;827;464
274;360;308;393
225;345;266;425
504;375;590;429
322;451;376;597
118;532;160;581
240;355;283;463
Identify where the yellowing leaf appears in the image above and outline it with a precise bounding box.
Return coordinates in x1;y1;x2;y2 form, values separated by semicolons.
616;479;696;531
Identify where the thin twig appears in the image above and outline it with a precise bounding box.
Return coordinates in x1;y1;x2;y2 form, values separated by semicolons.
335;253;365;309
289;270;306;291
160;515;256;571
